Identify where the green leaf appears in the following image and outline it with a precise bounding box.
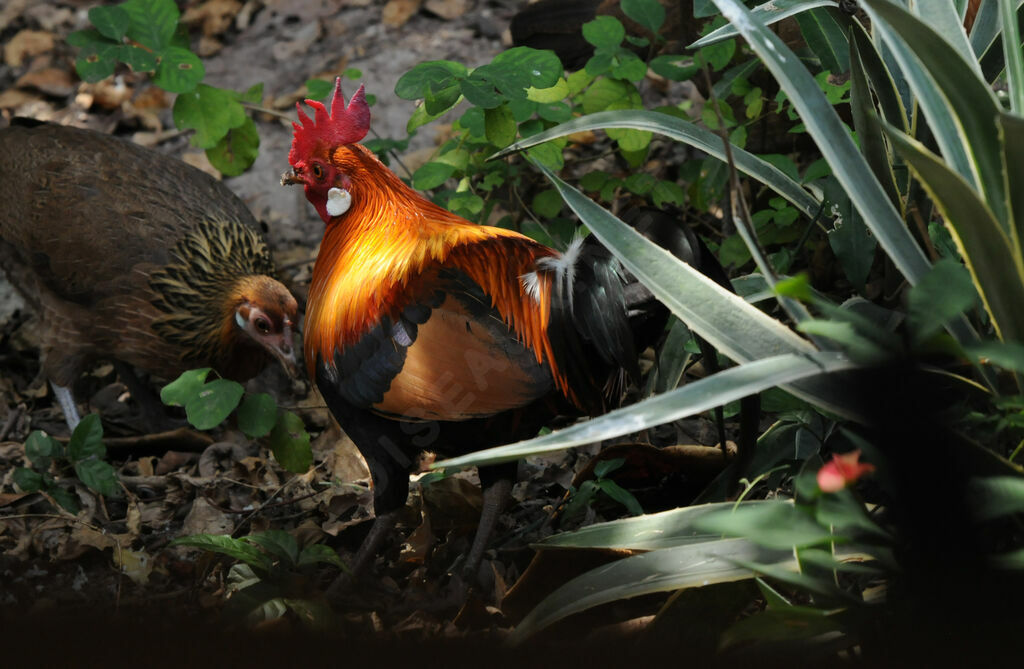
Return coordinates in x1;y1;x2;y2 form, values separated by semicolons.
25;431;61;469
170;534;273;572
243;530;299;565
581;77;640;114
583;16;625;48
75;43;119;83
484;103;517;147
153;46;204;93
118;44;157;72
186;379;244;430
884;123;1024;345
531;189;563;219
493;110;821;219
526;78;569;103
690;0;839;48
597;479;644;515
794;7;851;74
160;368;212;407
621;0;666;35
48;486;80;514
122;0;179;53
89;5;131;41
237;392;278;439
13;467;44;493
268;411;312;473
305;78;333;101
696;501;841;549
510;538;796;643
75;459;121;498
650;54;699;82
709;0;934;294
67;413;104;463
970;476;1024;520
907;258;979;344
67;28;114;48
172;84;246;149
412;162;457;190
297;543;348;570
395;60;468;100
828;198;877;293
206;116;259;176
436;352;855;469
238;82;264;104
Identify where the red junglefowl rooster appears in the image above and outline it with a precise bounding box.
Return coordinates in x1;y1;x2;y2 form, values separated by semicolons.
282;80;689;589
0;121;299;431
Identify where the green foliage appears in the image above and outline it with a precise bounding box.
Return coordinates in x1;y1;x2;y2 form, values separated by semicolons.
170;530;346;626
14;414;120;512
562;458;643;521
67;0;261;175
161;369;312;473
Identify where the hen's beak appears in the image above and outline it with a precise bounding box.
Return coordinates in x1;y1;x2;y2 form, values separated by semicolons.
266;322;300;379
281;170;304;186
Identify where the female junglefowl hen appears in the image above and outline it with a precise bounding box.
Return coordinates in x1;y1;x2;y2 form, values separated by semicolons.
283;81;678;585
0;121;299;430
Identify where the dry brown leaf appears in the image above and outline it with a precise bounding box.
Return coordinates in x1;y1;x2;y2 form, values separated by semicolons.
424;0;470;20
181;150;221;179
4;29;55;67
197;35;223;57
76;79;133;110
0;88;40;109
16;67;74;97
181;497;234;536
181;0;242;36
382;0;422;27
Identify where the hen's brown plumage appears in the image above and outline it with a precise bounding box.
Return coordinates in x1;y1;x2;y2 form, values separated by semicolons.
0;122;298;425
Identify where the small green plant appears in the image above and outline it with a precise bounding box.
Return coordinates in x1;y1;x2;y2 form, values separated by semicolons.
562;457;643;522
170;529;346;625
68;0;262;175
160;368;312;473
13;413;120;513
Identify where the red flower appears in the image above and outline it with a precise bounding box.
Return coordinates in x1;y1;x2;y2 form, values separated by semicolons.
817;449;876;492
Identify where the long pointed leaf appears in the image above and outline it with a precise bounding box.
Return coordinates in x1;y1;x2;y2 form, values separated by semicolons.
689;0;839;48
493;110;821;218
435;352;857;469
862;0;1007;225
912;0;979;69
1001;0;1024;112
884;122;1024;345
709;0;933;289
850;34;902;210
1001;112;1024;262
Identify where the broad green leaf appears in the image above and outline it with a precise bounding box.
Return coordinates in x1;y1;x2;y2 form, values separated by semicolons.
153;46;204;93
67;413;104;462
484;103;517;147
583;16;626;48
13;467;44;492
268;411;312;473
509;538;796;643
906;258;979;344
581;78;640;114
538;501;776;550
172;84;246;149
67;28;113;48
75;459;121;498
395;60;468;100
160;368;211;406
436;352;856;469
25;431;61;469
243;530;299;565
89;5;130;41
412;162;457;190
690;0;839;48
797;320;889;363
186;379;245;430
526;78;569;103
649;54;700;81
171;534;273;571
493;110;821;218
237;392;277;439
828;196;878;293
531;189;563;219
118;44;157;72
490;46;562;90
49;486;80;514
206;116;259;176
861;0;1005;224
720;605;846;649
305;78;333;101
297;543;348;569
75;43;118;82
238;82;264;104
122;0;179;53
710;0;933;289
884;123;1024;345
622;0;666;35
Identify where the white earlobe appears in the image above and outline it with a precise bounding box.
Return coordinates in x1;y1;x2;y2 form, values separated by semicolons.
326;187;352;217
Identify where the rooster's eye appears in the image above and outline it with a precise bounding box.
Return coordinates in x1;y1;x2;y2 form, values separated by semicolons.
311;163;325;180
255;317;271;334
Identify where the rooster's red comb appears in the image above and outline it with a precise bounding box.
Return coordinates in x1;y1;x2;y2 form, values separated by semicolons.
289;78;370;165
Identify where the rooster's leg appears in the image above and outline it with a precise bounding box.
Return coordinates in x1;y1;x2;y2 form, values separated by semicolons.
50;382;81;432
326;509;399;598
462;476;513;582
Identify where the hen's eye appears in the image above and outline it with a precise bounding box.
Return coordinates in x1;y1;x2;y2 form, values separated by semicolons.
255;317;271;334
311;163;324;180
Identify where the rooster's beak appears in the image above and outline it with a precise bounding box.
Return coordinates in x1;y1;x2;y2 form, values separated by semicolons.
281;170;304;186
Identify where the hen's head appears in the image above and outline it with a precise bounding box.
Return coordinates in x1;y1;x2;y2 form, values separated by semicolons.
283;78;370;224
